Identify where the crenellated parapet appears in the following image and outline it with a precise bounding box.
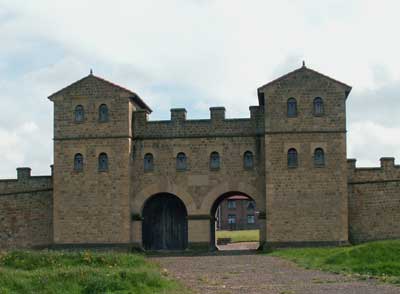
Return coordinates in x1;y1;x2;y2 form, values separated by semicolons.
0;167;53;196
347;157;400;184
132;106;265;139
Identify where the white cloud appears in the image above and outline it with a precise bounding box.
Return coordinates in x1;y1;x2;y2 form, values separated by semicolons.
0;0;399;176
348;121;400;167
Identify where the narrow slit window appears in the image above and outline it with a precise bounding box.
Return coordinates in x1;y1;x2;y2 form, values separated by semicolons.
176;152;187;171
313;97;324;116
74;153;83;171
288;148;298;168
74;105;84;122
314;148;325;166
98;153;108;171
244;151;254;169
210;151;220;170
144;153;154;172
287;98;297;117
99;104;109;122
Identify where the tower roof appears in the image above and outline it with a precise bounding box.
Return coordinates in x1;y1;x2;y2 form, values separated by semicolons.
48;73;152;113
257;64;352;104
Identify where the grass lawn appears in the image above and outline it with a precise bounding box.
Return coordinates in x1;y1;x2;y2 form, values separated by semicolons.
216;229;259;243
0;250;189;294
270;240;400;284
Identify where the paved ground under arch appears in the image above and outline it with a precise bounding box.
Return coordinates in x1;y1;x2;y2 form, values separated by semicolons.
151;251;400;294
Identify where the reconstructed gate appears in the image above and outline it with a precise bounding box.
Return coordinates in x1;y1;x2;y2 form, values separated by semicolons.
142;193;188;250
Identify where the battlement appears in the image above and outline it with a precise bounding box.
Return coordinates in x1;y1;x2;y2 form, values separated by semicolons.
347;158;400;183
133;106;264;139
0;166;53;195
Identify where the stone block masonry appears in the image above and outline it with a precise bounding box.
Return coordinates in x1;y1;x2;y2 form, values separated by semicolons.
0;168;53;249
348;158;400;243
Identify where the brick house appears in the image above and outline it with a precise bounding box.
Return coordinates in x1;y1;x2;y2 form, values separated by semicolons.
216;196;259;230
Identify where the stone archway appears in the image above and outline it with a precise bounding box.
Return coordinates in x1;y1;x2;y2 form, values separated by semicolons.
142;193;188;250
210;191;258;251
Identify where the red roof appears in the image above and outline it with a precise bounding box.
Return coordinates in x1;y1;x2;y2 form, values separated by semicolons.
227;195;250;200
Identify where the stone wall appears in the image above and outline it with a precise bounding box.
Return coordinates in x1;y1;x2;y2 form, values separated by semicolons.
348;158;400;243
0;168;53;249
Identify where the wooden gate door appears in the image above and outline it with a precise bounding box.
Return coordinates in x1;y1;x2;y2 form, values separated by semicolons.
142;194;188;250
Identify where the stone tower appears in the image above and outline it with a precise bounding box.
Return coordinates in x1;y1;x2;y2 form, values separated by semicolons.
258;65;352;246
48;74;151;246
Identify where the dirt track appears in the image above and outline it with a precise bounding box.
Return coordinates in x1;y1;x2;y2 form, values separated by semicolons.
151;251;400;294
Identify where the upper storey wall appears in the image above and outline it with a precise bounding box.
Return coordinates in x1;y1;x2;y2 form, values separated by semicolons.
258;67;350;133
49;75;139;139
133;106;264;139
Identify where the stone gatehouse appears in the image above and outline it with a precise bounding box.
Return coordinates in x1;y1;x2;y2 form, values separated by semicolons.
1;64;399;250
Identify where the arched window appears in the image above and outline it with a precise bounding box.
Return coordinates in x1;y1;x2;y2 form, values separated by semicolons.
98;153;108;171
176;152;187;171
144;153;154;172
243;151;254;169
210;151;220;170
74;105;84;122
314;148;325;166
99;104;109;122
313;97;324;116
74;153;83;171
287;98;297;117
287;148;298;168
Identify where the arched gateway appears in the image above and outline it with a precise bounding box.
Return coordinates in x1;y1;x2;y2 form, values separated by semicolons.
142;193;188;250
210;191;258;251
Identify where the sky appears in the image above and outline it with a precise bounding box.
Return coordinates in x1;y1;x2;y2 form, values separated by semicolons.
0;0;399;177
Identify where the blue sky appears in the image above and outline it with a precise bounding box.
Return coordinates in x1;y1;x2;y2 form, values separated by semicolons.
0;0;399;177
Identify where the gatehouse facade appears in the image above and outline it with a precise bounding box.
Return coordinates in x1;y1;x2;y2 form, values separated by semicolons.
1;64;400;250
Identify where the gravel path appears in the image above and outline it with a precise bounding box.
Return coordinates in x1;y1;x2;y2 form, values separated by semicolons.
151;252;400;294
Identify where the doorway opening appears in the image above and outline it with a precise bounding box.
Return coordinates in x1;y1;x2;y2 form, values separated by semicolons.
142;193;188;250
210;191;260;251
